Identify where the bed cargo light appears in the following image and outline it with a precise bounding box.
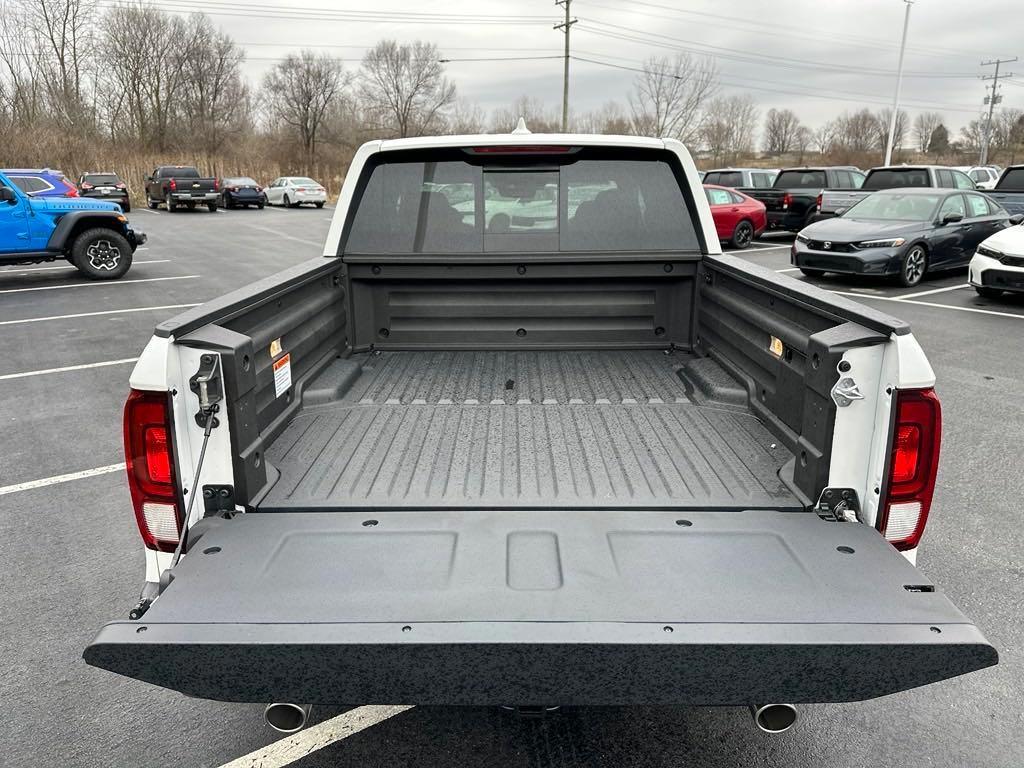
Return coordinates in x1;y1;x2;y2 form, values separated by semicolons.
879;388;941;551
124;389;181;552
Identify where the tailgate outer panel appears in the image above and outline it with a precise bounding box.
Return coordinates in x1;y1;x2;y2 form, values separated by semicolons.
84;510;997;704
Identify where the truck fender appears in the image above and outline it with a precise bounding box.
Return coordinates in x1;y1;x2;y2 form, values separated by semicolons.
47;210;126;251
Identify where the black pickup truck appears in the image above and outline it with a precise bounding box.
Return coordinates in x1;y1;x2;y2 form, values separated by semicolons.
744;167;865;233
145;165;219;212
988;165;1024;216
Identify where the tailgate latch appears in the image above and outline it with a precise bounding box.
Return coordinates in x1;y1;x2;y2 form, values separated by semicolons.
816;488;861;522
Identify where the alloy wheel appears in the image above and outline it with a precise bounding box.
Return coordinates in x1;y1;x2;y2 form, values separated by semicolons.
903;247;926;285
86;240;121;271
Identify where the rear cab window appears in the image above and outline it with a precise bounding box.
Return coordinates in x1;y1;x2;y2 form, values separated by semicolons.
774;170;826;188
996;168;1024;189
704;171;742;187
750;172;774;188
343;148;701;255
862;169;931;190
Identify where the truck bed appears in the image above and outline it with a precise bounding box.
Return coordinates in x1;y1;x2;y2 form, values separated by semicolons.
259;350;798;511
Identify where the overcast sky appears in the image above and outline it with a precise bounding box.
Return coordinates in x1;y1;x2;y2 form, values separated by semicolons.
145;0;1022;136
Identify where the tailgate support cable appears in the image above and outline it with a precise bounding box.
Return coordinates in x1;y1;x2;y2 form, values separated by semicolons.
159;355;223;593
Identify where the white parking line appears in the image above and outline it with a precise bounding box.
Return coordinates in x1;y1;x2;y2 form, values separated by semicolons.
2;259;169;274
0;357;138;381
0;275;197;295
218;706;413;768
896;283;970;300
0;463;125;496
745;244;792;252
775;267;801;273
832;291;1024;320
247;225;323;248
137;208;161;215
0;303;199;326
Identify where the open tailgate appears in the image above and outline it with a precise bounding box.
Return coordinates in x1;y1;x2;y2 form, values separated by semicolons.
84;510;996;705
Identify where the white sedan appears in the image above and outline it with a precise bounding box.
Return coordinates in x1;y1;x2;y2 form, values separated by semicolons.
265;176;327;208
969;217;1024;298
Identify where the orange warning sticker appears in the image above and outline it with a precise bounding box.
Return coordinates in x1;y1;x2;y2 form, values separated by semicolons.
273;353;291;397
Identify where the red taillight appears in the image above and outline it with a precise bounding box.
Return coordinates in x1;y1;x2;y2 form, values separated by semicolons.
782;192;793;208
169;178;177;191
879;388;941;551
214;178;220;191
65;186;78;197
296;187;307;193
81;182;94;190
229;186;239;192
116;182;126;189
815;192;823;210
124;389;181;552
256;186;262;193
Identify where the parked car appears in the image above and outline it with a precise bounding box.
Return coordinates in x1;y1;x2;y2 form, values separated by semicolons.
793;188;1018;286
265;176;327;208
84;134;995;734
145;166;219;212
957;166;1001;191
969;217;1024;297
704;183;766;249
2;168;78;198
0;170;145;279
219;176;266;209
702;168;778;189
987;165;1024;216
817;166;976;221
744;167;866;232
78;171;131;212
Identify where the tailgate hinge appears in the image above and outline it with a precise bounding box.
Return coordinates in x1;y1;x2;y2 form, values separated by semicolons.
189;353;224;428
202;484;235;516
815;488;861;522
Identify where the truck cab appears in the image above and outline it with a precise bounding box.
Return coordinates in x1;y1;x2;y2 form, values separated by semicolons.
84;134;995;728
816;166;977;221
0;170;145;278
745;167;865;232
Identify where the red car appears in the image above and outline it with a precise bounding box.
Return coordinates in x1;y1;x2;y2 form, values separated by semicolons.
704;183;767;249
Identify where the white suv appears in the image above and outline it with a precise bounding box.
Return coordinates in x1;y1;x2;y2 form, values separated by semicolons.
969;218;1024;298
265;176;327;208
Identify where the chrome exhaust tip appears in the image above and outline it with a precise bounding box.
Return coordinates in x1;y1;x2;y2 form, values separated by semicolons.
264;703;311;733
750;703;798;733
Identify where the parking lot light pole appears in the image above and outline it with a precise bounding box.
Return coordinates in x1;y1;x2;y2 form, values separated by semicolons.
884;0;914;166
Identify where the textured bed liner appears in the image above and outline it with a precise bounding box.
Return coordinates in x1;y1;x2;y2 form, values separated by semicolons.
260;350;798;510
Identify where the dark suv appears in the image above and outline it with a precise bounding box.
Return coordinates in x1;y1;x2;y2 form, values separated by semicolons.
79;172;131;212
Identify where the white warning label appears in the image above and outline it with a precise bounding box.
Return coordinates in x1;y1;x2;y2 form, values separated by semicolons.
273;352;292;398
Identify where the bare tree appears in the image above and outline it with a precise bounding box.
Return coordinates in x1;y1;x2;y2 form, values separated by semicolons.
833;109;877;153
701;94;759;165
873;107;908;159
913;111;944;154
179;14;248;155
794;125;813;164
929;123;950;156
763;108;801;156
0;0;47;125
263;51;347;162
22;0;98;127
628;53;716;143
491;95;559;133
360;40;455;138
447;98;486;134
575;101;631;134
813;121;837;156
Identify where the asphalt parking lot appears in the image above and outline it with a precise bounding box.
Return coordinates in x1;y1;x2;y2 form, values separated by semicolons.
2;216;1022;767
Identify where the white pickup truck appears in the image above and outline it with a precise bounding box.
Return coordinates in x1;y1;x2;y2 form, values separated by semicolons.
84;133;996;735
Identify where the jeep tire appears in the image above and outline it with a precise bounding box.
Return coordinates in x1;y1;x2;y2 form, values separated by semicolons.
70;228;133;280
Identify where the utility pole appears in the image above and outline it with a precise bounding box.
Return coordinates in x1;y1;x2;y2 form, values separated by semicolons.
980;57;1017;165
884;0;914;166
555;0;576;132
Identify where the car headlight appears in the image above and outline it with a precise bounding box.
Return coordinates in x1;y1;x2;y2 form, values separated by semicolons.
856;238;905;248
795;233;810;243
976;244;1003;259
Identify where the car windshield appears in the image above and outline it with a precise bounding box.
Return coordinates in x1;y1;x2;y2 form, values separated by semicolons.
845;193;940;221
862;169;931;190
83;174;119;185
226;177;258;186
291;178;318;186
774;170;826;188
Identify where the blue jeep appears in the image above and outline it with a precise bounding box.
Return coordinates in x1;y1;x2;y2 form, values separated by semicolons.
0;170;145;279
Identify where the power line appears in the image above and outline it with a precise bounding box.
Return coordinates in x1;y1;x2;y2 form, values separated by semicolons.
575;20;982;79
